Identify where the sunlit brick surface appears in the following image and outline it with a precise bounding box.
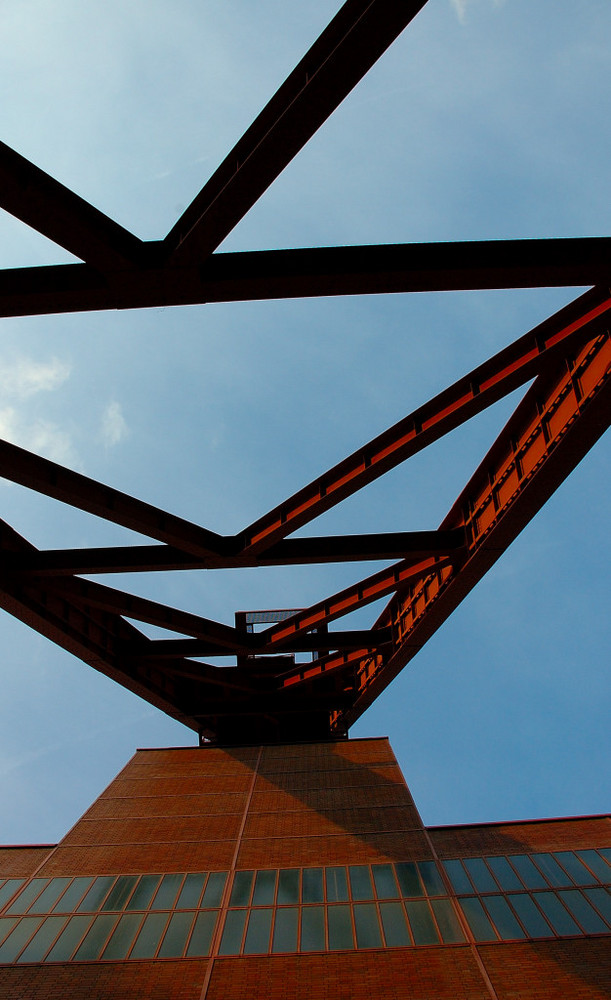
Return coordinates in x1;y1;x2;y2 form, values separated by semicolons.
0;849;52;878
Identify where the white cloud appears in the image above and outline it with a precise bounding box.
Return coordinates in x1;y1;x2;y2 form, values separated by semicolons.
0;406;79;467
100;400;128;448
0;356;71;400
450;0;505;23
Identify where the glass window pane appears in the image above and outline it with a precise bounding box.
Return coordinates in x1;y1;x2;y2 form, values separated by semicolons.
600;849;611;865
431;899;465;943
508;856;547;889
243;908;273;954
486;857;522;891
554;852;594;886
52;877;94;913
272;907;298;953
443;860;473;895
302;869;323;904
326;867;348;902
482;896;526;940
584;888;611;923
463;858;497;893
151;874;183;910
300;906;325;951
201;872;227;908
277;870;300;905
0;880;25;911
379;901;410;947
46;915;94;961
508;894;553;938
130;912;169;959
531;854;573;888
559;890;608;934
395;862;423;898
158;911;195;957
532;892;581;936
126;875;161;911
0;918;18;946
6;880;48;915
186;910;218;957
327;904;353;950
577;851;611;884
458;898;497;942
74;914;119;960
77;876;115;912
101;913;143;960
252;870;276;906
17;916;67;962
349;866;374;901
354;903;382;948
177;874;207;910
229;871;253;907
218;910;247;955
372;864;399;900
102;875;139;911
27;878;71;914
406;900;440;944
417;861;445;896
0;917;43;962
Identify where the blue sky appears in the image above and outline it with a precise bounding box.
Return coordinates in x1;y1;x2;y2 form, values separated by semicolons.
0;0;609;844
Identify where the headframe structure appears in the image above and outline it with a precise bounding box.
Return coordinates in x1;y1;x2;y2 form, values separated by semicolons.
0;0;609;745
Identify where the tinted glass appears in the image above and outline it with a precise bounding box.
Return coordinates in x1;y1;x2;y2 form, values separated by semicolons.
177;873;207;909
46;915;94;961
372;864;399;899
532;892;581;936
16;916;67;962
300;906;325;951
405;900;439;944
554;852;594;886
158;911;195;957
584;888;611;923
458;898;497;941
277;870;300;904
302;869;323;903
186;910;217;957
0;918;18;946
0;880;25;911
326;868;349;902
28;878;71;914
74;914;118;960
509;856;547;889
272;907;298;953
531;854;573;888
327;904;353;950
126;875;160;911
395;862;422;897
77;877;115;912
354;903;382;948
508;894;553;938
559;890;608;934
152;874;183;910
418;861;445;896
0;917;43;962
102;875;139;911
252;870;276;905
379;901;410;947
6;880;48;915
483;896;526;940
577;851;611;884
349;866;374;901
431;899;465;943
101;913;143;959
486;856;522;891
443;860;473;894
229;871;253;907
243;908;273;954
218;909;247;955
130;912;169;958
52;877;93;913
463;858;497;893
201;872;227;907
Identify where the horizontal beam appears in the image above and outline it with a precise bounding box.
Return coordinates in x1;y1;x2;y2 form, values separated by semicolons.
9;529;465;576
1;237;609;317
163;0;428;263
242;285;611;553
0;141;146;270
118;628;392;659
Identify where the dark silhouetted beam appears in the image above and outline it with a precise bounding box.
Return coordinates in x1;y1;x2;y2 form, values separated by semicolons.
242;286;611;554
118;628;392;659
0;141;146;270
2;237;609;318
163;0;429;263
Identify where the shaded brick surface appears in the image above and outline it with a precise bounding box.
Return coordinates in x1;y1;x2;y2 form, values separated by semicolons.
430;816;611;857
0;959;209;998
0;847;53;877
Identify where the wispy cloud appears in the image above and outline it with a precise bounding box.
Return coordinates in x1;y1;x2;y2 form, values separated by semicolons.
100;400;128;448
450;0;505;23
0;356;71;399
0;407;80;467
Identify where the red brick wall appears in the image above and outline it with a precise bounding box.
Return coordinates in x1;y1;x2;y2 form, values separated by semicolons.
429;816;611;858
0;847;54;877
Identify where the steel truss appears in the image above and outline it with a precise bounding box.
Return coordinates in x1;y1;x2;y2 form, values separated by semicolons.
0;0;609;742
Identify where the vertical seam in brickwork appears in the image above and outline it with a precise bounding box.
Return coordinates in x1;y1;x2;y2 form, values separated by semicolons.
199;746;262;1000
421;823;501;1000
